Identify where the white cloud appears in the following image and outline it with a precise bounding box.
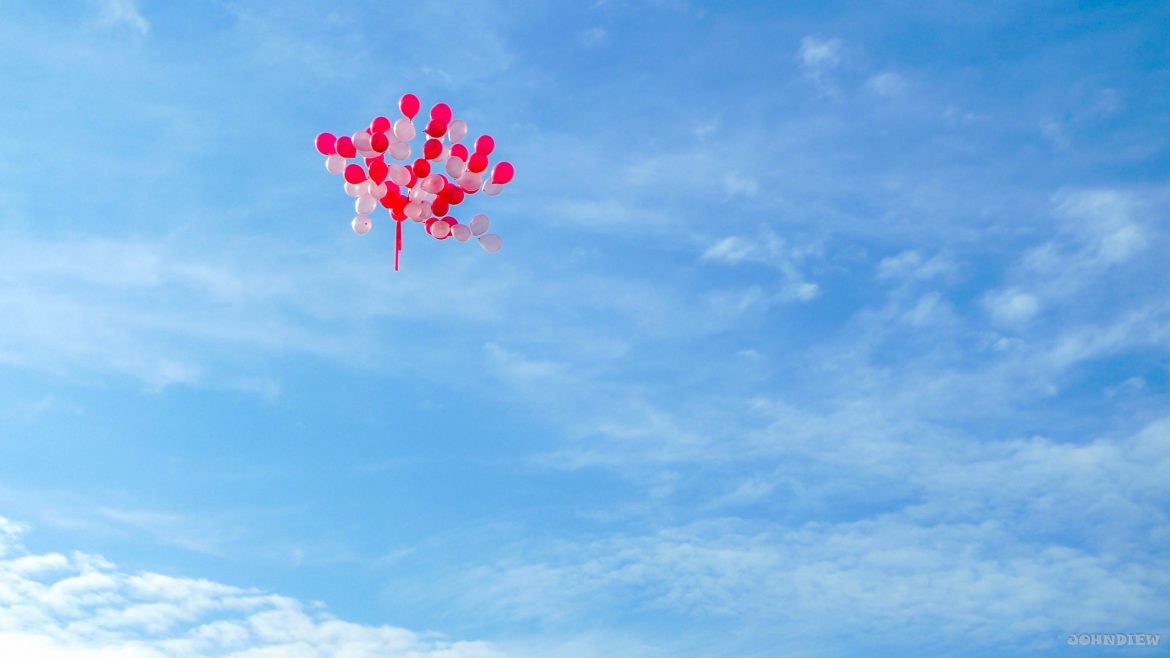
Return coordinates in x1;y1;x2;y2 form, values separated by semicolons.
798;36;842;75
983;287;1040;326
877;250;957;282
0;518;505;658
865;71;906;97
95;0;150;34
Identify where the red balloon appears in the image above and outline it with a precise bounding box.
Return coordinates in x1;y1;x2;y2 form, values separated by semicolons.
423;138;442;160
392;207;407;221
490;161;515;185
431;197;450;216
430;103;452;123
335;136;356;158
474;135;495;155
315;132;336;155
371;116;391;133
344;164;367;184
412;158;431;178
468;152;489;173
444;185;465;205
425;119;447;138
442;216;458;226
368;159;388;184
405;168;418;188
399;94;420;119
364;154;384;165
450;144;469;161
371;132;389;153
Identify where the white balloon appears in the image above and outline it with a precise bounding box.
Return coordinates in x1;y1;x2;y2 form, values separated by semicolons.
370;182;388;199
408;186;426;202
447;119;468;143
344;181;361;197
458;171;483;192
405;201;423;220
469;213;489;236
352;215;372;235
358;149;377;160
431;220;451;239
482;181;503;196
388;164;411;186
389;141;411;161
325;154;345;174
357;180;372;197
353;132;373;152
478;233;502;253
439;145;451;162
422;174;445;194
451;223;471;242
393;118;416;142
445;156;466;179
355;196;376;214
418;200;433;219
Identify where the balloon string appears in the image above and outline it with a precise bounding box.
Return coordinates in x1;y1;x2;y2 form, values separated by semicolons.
395;220;402;271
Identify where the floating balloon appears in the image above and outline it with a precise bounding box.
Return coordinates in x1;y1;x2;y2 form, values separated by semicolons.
491;161;514;185
478;234;502;252
336;136;356;158
447;119;468;143
316;94;512;270
399;94;420;119
467;152;488;173
316;133;337;155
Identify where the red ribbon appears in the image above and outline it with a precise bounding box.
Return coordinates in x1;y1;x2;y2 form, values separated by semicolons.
395;219;402;271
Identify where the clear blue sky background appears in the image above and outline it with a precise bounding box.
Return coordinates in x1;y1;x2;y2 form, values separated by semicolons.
1;1;1169;657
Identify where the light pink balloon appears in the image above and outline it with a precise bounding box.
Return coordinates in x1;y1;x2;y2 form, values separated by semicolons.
344;181;361;197
388;164;412;186
447;119;468;143
352;215;372;235
445;156;466;179
430;220;451;239
422;174;446;194
478;233;502;253
393;118;416;142
482;181;503;196
370;182;388;199
405;201;423;220
469;213;490;236
325;154;345;174
353;132;373;152
355;195;376;214
389;141;411;161
458;171;483;192
451;224;471;242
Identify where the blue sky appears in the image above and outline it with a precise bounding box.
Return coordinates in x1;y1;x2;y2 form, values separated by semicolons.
1;1;1169;656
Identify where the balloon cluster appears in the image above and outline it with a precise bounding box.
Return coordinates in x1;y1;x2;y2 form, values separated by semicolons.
315;94;514;270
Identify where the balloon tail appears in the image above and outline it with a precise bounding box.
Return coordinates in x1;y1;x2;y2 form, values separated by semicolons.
395;220;402;271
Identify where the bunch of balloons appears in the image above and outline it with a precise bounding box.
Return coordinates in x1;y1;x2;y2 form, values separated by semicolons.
314;94;514;270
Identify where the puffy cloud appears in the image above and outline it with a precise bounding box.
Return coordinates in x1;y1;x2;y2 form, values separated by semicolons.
0;520;503;658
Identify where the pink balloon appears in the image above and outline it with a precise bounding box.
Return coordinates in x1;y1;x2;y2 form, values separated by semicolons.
430;103;452;123
315;132;337;155
370;116;391;133
335;136;356;158
468;152;489;173
425;119;448;138
368;159;388;185
344;164;367;184
474;135;495;155
399;94;420;119
490;161;514;185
